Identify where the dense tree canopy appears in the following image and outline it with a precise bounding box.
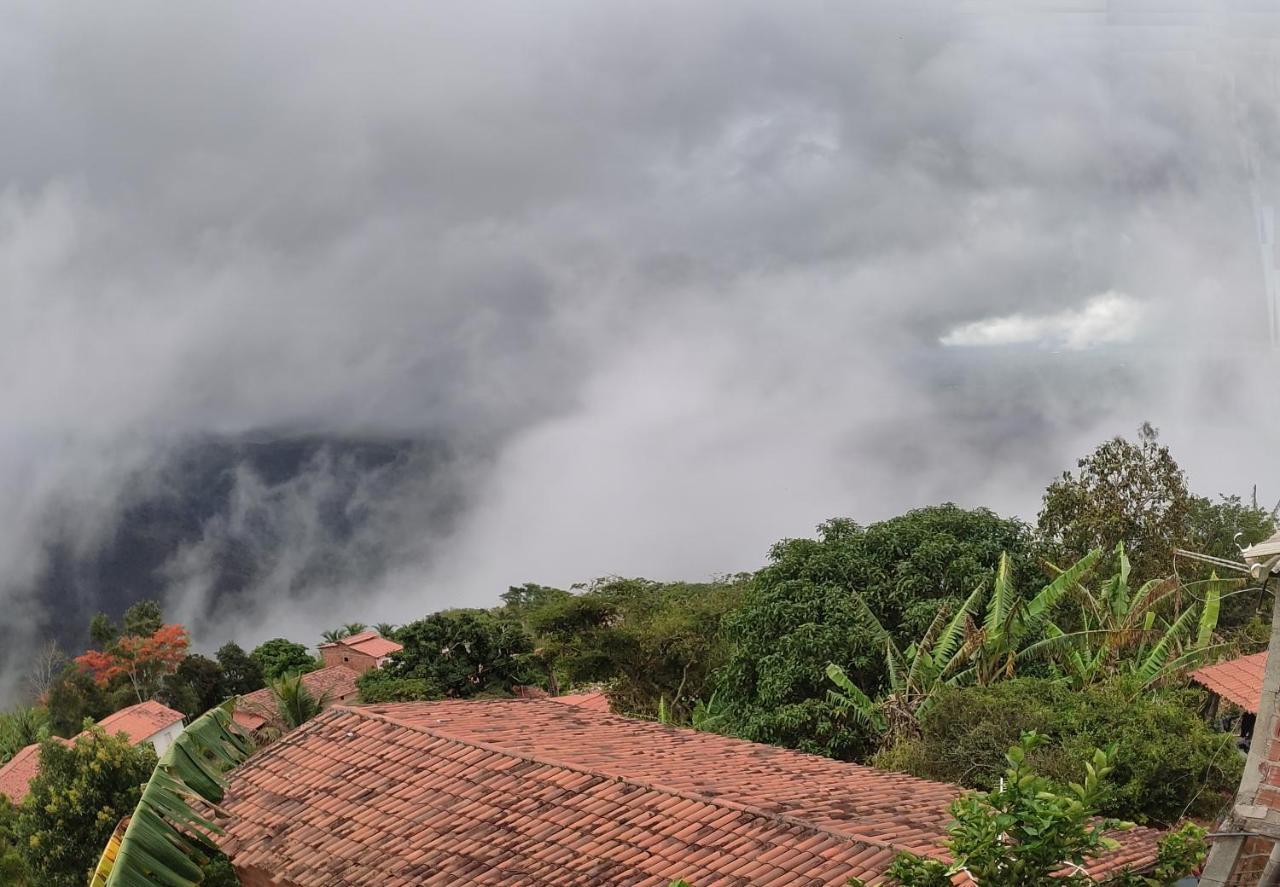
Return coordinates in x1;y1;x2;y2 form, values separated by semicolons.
716;505;1034;758
377;610;536;698
250;638;318;682
530;577;746;718
1038;424;1190;584
216;642;265;696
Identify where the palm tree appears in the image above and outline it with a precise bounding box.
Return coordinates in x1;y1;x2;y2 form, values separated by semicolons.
89;703;253;886
373;623;398;638
826;549;1104;742
342;622;368;637
320;627;350;643
271;673;329;731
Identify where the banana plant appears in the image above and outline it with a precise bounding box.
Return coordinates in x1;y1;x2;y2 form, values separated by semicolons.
826;548;1104;741
826;579;987;740
1037;544;1233;692
89;702;254;887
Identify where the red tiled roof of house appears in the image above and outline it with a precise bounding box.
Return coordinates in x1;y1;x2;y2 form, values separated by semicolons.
219;699;1160;885
1191;651;1267;713
318;629;403;659
1;702;185;800
0;743;42;802
232;665;361;731
95;700;185;744
550;690;611;713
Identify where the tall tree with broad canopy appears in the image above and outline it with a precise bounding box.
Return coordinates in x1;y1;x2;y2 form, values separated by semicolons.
1038;424;1190;585
716;505;1033;759
215;642;265;696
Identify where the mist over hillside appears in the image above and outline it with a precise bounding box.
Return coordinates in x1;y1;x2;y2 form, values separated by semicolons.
2;1;1279;702
26;434;460;655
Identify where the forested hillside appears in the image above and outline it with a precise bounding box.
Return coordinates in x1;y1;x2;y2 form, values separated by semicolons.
0;426;1271;884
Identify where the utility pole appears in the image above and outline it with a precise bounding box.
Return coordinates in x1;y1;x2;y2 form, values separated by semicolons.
1199;532;1280;886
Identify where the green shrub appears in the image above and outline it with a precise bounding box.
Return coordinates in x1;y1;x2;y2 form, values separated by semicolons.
356;670;440;703
873;678;1240;824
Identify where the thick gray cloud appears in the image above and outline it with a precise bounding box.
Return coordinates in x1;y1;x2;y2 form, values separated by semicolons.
2;1;1278;698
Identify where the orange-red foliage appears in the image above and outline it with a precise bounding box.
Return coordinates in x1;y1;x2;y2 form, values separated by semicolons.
75;623;191;688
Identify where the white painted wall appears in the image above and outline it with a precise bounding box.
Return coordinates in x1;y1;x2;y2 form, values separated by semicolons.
145;721;185;757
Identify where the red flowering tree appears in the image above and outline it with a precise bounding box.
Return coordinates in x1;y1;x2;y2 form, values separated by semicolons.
75;624;190;703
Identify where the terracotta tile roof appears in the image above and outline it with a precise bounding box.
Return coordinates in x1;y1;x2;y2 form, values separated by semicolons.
550;690;612;713
1191;651;1267;713
232;665;361;731
220;700;1160;885
95;700;185;744
1;702;185;800
0;743;42;802
318;630;403;659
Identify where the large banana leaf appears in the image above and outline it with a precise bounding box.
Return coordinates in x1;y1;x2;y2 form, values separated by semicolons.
825;664;886;732
93;701;254;887
984;553;1014;639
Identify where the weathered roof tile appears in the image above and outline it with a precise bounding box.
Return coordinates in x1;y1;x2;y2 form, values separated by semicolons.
218;698;1163;885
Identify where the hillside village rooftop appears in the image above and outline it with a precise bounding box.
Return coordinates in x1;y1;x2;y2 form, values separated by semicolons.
232;664;361;732
216;697;1162;886
0;699;185;803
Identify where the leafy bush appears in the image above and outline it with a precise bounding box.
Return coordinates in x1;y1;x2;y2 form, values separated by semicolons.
873;733;1127;887
382;610;536;697
16;728;157;887
250;638;319;682
873;678;1241;824
356;671;440;703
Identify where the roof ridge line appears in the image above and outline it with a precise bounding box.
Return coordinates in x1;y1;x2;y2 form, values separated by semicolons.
329;703;925;859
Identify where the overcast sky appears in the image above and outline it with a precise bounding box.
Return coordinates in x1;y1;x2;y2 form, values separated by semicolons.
2;1;1279;686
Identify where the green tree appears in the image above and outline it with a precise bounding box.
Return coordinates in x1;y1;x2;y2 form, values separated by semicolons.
1038;424;1190;585
88;613;118;648
356;672;439;703
215;642;265;696
876;733;1126;887
250;638;318;682
1186;493;1278;625
530;578;746;719
86;704;252;886
122;600;164;638
16;728;156;887
718;506;1033;758
873;678;1241;824
0;707;48;762
162;654;227;717
0;796;28;885
1042;545;1228;692
44;666;110;738
385;610;536;698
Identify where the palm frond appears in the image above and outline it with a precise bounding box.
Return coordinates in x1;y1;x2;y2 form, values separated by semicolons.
95;702;254;887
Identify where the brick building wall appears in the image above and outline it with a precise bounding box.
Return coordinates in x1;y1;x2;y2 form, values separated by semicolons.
320;645;376;674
